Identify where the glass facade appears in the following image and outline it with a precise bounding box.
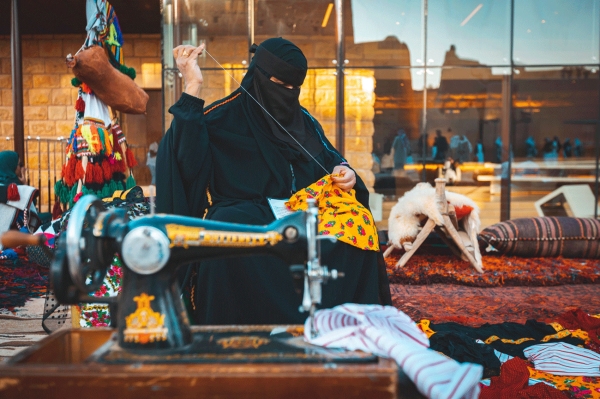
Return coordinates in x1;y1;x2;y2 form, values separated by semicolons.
161;0;600;228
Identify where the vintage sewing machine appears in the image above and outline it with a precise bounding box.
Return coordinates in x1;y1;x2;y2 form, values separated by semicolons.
0;195;402;399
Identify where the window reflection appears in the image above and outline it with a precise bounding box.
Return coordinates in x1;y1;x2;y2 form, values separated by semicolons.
348;0;422;67
514;0;600;65
160;0;600;225
427;0;511;68
513;66;600;159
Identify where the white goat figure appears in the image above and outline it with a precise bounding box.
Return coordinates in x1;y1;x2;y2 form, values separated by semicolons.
383;182;483;272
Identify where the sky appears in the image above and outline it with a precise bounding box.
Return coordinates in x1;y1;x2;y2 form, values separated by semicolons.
351;0;600;89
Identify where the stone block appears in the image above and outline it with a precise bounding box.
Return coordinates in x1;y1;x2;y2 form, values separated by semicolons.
0;74;11;89
62;37;87;55
295;42;315;59
1;121;13;136
60;74;75;88
314;41;335;60
28;88;52;105
55;120;74;137
23;58;45;74
45;58;69;74
24;106;48;120
0;106;13;121
346;121;374;137
28;121;55;136
346;90;375;107
125;57;142;76
39;40;63;57
0;136;13;151
345;136;373;153
346;44;365;59
33;74;61;88
48;106;67;120
22;40;40;57
317;106;336;120
345;106;374;120
1;89;12;106
1;59;11;74
133;40;160;57
121;41;133;58
23;75;33;89
344;151;372;170
51;88;76;105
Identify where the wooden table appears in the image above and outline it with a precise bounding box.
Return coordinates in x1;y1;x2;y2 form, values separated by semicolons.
0;327;421;399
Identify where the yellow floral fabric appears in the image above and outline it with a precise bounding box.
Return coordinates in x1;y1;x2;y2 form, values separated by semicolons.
286;175;379;251
528;368;600;398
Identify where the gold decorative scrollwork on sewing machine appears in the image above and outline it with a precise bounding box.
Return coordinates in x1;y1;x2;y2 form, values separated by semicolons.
216;336;270;350
124;293;168;344
166;224;283;248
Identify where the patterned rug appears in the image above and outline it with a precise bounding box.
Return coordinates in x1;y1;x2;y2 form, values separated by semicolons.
391;284;600;327
385;252;600;287
0;250;48;312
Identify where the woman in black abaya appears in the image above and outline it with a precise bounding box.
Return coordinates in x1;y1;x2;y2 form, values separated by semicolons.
157;38;390;325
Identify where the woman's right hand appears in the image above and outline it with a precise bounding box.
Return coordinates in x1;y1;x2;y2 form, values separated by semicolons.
173;43;206;97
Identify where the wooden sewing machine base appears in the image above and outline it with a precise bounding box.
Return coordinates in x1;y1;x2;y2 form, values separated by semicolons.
0;326;422;399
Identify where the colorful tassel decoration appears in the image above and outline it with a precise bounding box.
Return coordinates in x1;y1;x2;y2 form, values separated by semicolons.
108;180;118;196
84;162;94;184
125;174;136;190
52;199;63;219
101;184;111;198
63;156;78;186
93;162;104;184
75;96;85;113
81;83;93;94
102;160;113;181
7;183;20;201
125;147;137;168
74;159;85;182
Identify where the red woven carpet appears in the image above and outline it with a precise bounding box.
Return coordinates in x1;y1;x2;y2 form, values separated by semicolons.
391;284;600;327
385;253;600;287
0;253;48;311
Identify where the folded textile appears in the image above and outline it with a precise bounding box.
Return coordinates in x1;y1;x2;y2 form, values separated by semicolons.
480;357;568;399
429;320;585;358
558;308;600;352
304;304;482;399
524;342;600;377
430;331;501;378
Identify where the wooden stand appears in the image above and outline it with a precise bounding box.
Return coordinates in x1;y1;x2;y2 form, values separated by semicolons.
0;326;422;399
394;178;483;273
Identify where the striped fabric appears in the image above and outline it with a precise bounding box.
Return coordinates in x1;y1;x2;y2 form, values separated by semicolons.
304;304;483;399
479;217;600;258
524;342;600;376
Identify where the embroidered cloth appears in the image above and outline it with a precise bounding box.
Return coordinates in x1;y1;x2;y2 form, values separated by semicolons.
286;175;379;251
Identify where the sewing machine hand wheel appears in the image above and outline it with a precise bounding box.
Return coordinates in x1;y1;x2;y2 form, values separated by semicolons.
65;195;109;293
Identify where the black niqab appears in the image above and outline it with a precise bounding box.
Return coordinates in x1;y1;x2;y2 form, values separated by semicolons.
242;38;324;161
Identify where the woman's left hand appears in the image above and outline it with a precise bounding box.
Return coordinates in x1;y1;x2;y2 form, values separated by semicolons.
331;165;356;192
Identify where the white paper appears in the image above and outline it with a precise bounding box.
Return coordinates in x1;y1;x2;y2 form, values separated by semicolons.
268;198;296;220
